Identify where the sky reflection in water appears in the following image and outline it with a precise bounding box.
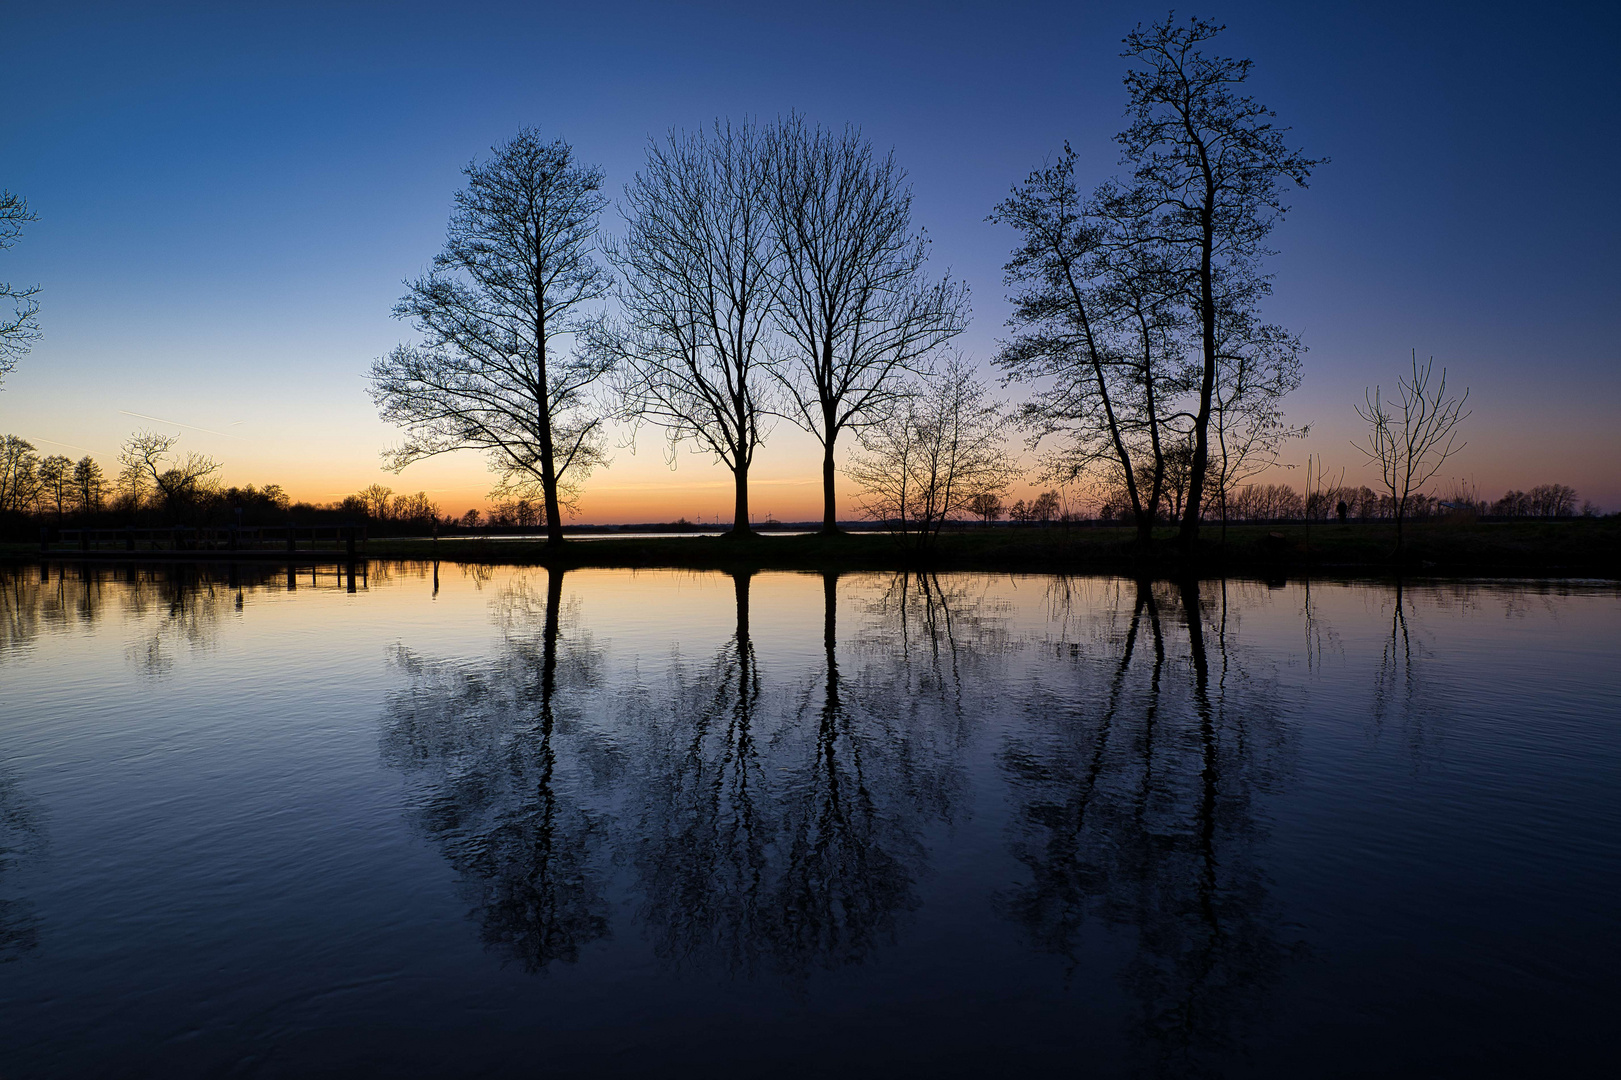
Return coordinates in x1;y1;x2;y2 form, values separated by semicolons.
0;562;1617;1076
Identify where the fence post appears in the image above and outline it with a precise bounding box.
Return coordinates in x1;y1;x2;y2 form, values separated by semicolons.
39;527;49;553
125;528;135;552
286;524;296;555
344;525;356;560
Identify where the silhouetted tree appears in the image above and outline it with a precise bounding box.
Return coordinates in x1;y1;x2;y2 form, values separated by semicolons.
1206;318;1306;537
600;121;776;537
991;148;1185;545
968;491;1004;525
117;431;221;518
35;454;71;521
372;129;612;545
1528;484;1577;518
765;115;969;535
391;491;439;526
845;357;1016;552
354;483;393;521
1119;16;1321;545
1029;489;1061;525
0;191;40;383
0;436;40;514
1353;351;1469;554
71;456;106;515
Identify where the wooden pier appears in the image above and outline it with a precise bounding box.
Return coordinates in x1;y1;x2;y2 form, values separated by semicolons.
42;524;367;560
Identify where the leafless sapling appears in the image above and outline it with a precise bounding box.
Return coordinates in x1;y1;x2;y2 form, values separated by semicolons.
1353;351;1469;554
845;357;1016;554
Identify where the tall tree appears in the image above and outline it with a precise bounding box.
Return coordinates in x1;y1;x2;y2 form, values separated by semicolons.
71;456;106;515
1119;16;1321;545
0;191;40;385
765;116;969;534
991;149;1187;545
0;435;40;514
600;121;776;537
371;129;612;545
36;454;72;521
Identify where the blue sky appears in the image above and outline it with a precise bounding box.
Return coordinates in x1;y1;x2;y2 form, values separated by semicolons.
3;0;1617;518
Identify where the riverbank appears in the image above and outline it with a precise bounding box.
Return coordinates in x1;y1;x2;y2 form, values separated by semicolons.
5;519;1616;577
355;519;1618;577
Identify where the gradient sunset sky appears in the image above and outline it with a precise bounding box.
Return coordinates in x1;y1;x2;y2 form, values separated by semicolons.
4;0;1617;521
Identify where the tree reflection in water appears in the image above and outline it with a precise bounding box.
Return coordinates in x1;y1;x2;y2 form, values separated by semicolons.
626;571;771;974
376;566;1300;1054
382;569;976;981
0;768;42;961
625;571;952;979
381;569;613;971
1000;577;1297;1075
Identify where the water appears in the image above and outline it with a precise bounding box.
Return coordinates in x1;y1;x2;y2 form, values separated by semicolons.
1;563;1617;1077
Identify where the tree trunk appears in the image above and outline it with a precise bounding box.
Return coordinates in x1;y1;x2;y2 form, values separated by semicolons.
734;571;752;648
1135;509;1154;546
730;460;752;537
820;439;839;535
536;317;564;546
1179;213;1218;548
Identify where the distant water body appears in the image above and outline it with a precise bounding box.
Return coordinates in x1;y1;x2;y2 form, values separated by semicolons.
1;563;1617;1076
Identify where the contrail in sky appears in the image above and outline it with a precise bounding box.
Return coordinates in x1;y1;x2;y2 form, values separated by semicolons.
29;436;96;454
119;410;239;439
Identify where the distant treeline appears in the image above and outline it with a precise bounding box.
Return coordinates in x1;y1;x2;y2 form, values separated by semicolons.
0;434;448;539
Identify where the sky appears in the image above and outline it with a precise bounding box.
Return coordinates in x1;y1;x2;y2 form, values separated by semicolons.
3;0;1617;521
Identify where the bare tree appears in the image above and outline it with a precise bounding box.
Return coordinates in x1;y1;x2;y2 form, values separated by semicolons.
0;191;40;384
846;357;1016;554
1527;484;1578;518
1119;16;1321;546
392;491;440;525
1206;317;1307;539
356;483;393;521
1029;489;1061;525
1354;352;1469;554
599;121;776;537
117;431;221;518
0;435;40;513
765;115;969;534
36;454;72;521
71;456;106;515
968;491;1004;525
371;129;612;545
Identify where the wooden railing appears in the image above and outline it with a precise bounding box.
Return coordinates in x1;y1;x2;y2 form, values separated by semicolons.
44;524;367;557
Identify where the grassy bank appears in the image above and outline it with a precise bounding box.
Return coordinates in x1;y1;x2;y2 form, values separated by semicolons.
348;519;1620;577
6;519;1616;577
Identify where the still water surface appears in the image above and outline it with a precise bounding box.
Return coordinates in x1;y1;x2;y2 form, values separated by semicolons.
0;562;1617;1076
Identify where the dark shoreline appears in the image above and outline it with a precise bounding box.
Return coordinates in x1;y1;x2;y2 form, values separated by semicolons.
10;520;1611;579
387;518;1621;578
